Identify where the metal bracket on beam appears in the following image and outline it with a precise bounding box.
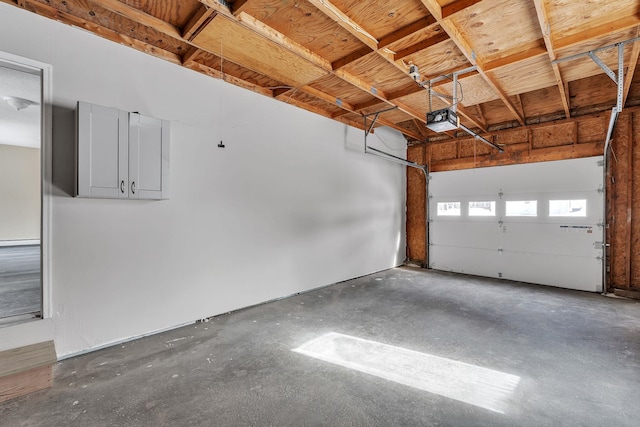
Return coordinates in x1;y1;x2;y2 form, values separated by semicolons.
362;106;428;172
552;38;632;115
588;51;617;83
364;106;398;137
552;36;640;66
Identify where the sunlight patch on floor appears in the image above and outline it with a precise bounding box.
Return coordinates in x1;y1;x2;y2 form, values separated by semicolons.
293;332;520;413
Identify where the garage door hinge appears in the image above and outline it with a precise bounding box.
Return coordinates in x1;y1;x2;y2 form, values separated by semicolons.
597;186;604;194
594;241;609;249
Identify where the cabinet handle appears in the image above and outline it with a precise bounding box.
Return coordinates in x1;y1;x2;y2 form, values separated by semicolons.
120;180;125;193
131;181;136;194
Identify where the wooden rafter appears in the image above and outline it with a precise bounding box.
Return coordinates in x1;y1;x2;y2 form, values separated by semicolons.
441;0;484;19
181;46;201;65
420;0;525;125
554;15;640;52
229;12;429;125
483;45;548;71
6;0;640;143
88;0;183;41
182;5;216;41
185;61;273;96
533;0;571;118
195;0;428;137
394;32;450;61
332;16;441;70
305;0;378;50
235;12;332;71
331;47;373;70
13;0;182;65
413;119;430;140
623;29;640;107
379;16;438;49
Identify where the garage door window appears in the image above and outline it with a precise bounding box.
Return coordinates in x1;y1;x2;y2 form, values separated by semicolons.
506;200;537;217
549;199;587;217
437;202;461;216
469;201;496;216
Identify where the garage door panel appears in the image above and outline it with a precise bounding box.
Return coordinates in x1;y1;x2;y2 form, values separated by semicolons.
430;221;503;250
429;246;501;278
429;157;603;292
500;252;601;292
501;223;601;257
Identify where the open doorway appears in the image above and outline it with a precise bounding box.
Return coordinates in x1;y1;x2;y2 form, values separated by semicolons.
0;56;43;324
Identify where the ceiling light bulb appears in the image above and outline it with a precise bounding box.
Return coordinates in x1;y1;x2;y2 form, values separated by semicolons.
3;96;35;111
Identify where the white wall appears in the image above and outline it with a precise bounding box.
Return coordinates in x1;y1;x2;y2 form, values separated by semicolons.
0;144;40;240
0;4;407;357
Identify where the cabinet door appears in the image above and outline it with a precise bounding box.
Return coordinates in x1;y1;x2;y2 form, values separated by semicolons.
128;113;170;200
77;102;128;198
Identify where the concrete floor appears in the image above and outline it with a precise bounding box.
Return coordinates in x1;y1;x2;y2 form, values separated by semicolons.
1;267;640;426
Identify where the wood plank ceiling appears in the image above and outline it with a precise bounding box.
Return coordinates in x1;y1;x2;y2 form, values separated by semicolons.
5;0;640;144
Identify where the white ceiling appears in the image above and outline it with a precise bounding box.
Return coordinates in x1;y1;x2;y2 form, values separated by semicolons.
0;63;40;149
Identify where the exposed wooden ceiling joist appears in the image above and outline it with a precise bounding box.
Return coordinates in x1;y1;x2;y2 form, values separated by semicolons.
5;0;640;145
419;0;525;125
623;30;640;106
532;0;571;118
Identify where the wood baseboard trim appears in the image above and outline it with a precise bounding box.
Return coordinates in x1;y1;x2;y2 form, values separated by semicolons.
0;365;52;403
0;340;56;402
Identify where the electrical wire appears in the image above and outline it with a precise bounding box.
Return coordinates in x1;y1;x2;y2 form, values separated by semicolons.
375;131;407;152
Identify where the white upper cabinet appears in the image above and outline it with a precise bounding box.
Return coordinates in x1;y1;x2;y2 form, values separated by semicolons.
128;113;170;200
77;102;169;200
77;102;128;198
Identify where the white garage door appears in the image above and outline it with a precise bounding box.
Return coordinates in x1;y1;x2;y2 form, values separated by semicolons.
429;156;604;292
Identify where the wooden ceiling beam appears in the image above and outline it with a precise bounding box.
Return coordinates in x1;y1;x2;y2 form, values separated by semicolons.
420;0;525;125
183;5;216;41
233;11;427;124
533;0;570;118
353;98;387;112
441;0;484;19
235;12;332;70
181;46;201;65
483;45;548;71
379;16;438;48
413;119;430;140
198;0;235;18
305;0;379;50
299;85;357;112
88;0;183;41
332;16;441;70
394;32;450;61
332;69;424;122
231;0;252;16
184;60;274;97
198;1;426;134
623;29;640;107
554;15;640;53
16;0;182;65
475;104;487;127
331;47;374;70
310;94;422;140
